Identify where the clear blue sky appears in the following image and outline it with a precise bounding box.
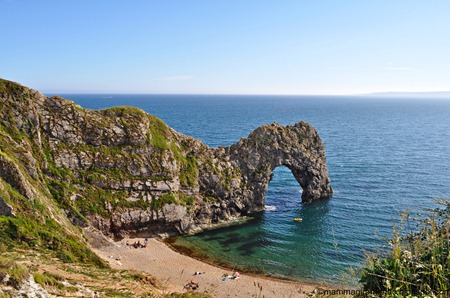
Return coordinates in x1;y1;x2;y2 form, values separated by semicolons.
1;0;449;95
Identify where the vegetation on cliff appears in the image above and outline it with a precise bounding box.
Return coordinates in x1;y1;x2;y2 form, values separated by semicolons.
360;200;450;297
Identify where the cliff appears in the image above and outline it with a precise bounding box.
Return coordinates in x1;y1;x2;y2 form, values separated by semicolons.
0;78;332;240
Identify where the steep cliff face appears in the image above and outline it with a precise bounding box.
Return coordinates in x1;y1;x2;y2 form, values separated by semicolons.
0;79;332;239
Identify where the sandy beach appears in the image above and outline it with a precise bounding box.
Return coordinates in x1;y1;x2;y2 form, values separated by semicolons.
93;236;327;298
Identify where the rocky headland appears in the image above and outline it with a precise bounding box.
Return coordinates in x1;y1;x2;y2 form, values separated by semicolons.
0;78;332;240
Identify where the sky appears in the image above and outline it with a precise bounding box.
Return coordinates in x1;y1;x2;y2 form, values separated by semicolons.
1;0;450;95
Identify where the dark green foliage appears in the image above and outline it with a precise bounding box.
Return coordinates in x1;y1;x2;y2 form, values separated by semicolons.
360;200;450;297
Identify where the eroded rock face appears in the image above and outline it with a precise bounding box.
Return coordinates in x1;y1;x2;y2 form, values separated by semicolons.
0;196;15;217
0;79;332;237
0;154;35;201
229;122;333;205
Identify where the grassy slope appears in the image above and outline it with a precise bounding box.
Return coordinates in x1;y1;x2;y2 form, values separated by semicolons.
0;79;209;297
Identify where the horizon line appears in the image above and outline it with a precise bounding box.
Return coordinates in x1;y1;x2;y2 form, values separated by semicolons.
43;90;450;97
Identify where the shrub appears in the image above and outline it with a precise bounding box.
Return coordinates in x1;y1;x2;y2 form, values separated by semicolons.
7;263;29;289
360;200;450;297
33;271;65;290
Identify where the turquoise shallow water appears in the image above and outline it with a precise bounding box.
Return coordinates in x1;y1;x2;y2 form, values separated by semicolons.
58;94;450;284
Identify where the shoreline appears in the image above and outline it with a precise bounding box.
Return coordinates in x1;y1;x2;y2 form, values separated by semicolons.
163;236;323;285
91;234;336;298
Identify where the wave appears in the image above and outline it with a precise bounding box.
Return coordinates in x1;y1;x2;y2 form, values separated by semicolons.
265;205;278;211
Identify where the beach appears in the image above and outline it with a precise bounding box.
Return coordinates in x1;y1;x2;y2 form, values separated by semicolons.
93;237;325;298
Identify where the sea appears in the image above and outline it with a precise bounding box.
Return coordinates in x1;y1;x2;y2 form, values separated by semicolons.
55;94;450;285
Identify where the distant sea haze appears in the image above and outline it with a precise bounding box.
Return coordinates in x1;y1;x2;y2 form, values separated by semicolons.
361;91;450;98
61;94;450;285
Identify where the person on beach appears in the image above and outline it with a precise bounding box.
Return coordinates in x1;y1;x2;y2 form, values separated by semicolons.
144;238;148;247
191;281;199;290
184;280;199;291
93;291;99;298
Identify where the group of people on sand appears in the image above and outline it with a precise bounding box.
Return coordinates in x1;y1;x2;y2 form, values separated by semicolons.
183;280;200;291
222;271;241;281
184;270;242;292
125;238;148;249
183;271;205;291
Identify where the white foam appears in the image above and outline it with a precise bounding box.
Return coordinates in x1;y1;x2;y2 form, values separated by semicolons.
265;205;278;211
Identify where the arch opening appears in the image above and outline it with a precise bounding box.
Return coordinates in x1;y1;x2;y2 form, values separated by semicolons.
263;165;305;211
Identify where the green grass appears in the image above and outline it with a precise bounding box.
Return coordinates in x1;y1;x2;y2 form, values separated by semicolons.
179;152;198;187
360;200;450;297
151;192;195;210
179;192;195;206
0;257;29;290
34;271;65;290
148;114;170;150
105;106;148;118
152;192;179;210
0;215;107;268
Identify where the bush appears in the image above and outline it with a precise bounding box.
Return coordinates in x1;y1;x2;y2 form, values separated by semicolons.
360;200;450;297
8;263;29;289
33;272;65;290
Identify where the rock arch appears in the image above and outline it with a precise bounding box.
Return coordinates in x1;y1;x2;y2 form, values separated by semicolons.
227;121;333;210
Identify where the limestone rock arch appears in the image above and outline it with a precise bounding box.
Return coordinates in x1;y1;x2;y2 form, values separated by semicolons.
227;121;333;210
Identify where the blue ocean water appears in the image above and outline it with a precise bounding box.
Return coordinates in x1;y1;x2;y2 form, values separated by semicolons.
59;94;450;284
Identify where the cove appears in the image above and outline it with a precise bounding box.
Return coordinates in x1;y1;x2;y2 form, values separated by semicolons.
172;166;358;285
